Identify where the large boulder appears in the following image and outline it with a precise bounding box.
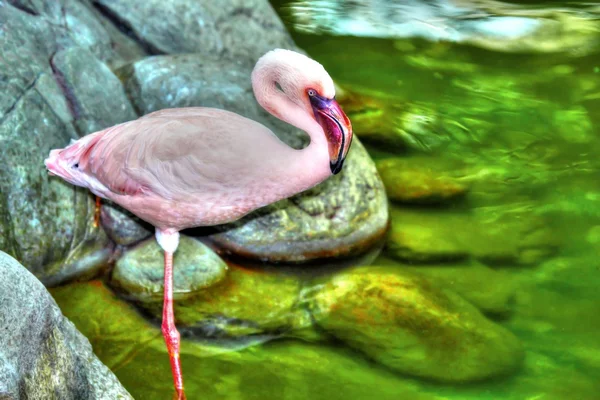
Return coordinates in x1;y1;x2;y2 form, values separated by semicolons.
309;266;524;382
0;3;138;285
91;0;296;62
0;251;132;399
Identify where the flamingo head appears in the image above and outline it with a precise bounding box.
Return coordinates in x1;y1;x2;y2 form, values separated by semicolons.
307;89;353;175
252;49;353;175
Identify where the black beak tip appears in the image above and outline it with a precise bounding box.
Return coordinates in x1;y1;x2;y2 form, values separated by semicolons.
330;159;345;175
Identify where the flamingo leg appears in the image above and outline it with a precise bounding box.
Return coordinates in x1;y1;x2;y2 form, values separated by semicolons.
162;249;186;400
93;196;101;228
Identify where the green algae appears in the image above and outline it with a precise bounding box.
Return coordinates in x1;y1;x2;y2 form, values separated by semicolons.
50;281;434;400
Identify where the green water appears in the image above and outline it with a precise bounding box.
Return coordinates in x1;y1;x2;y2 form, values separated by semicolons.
50;1;600;399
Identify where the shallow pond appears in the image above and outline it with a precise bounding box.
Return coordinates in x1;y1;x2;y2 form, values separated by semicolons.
50;1;600;399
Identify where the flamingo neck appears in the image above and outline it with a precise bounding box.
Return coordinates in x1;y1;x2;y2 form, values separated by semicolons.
251;61;331;193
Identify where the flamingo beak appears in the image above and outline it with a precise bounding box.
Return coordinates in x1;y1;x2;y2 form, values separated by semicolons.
310;94;353;175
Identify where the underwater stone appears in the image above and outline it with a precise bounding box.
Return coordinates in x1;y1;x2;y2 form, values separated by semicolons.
129;264;307;339
51;280;427;400
338;91;442;151
376;157;469;205
403;261;518;315
122;53;389;263
111;236;228;300
386;207;560;266
309;266;524;382
0;251;132;399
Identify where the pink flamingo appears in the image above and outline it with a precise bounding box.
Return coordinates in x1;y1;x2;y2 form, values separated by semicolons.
45;49;353;399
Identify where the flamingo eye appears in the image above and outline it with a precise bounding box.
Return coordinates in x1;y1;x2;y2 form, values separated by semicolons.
308;89;317;97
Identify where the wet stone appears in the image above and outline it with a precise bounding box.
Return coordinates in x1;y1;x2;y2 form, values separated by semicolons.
309;265;524;383
376;157;469;205
134;264;307;339
111;236;228;300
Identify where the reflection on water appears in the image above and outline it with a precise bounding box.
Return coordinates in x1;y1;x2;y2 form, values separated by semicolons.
284;0;600;54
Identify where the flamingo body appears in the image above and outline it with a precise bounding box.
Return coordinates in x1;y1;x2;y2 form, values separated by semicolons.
46;107;328;229
44;49;353;399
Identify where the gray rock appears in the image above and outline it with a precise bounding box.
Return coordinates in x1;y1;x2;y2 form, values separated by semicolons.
5;0;131;65
0;65;110;285
50;46;138;135
111;236;228;301
0;4;142;284
92;0;295;61
309;266;524;382
100;202;153;246
0;251;132;399
122;53;389;262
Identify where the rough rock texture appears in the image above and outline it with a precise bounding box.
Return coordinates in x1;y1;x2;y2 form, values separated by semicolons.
309;266;524;382
0;3;139;284
122;53;389;262
0;251;132;399
50;46;138;134
92;0;296;62
111;236;228;300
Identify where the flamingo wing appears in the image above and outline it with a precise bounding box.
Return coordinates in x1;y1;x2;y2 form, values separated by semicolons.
84;108;284;201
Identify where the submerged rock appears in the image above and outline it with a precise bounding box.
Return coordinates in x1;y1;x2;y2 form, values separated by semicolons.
376;257;519;315
111;236;228;300
0;251;132;399
309;266;524;382
376;157;469;205
51;280;432;400
122;53;389;262
133;264;307;339
386;207;560;266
